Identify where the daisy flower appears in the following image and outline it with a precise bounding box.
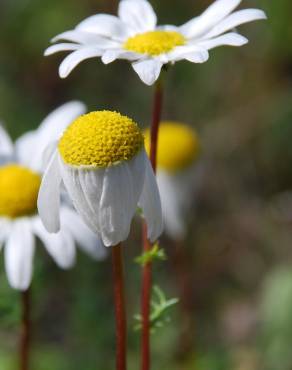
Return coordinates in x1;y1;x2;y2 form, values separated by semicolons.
145;121;202;240
38;110;163;247
0;102;106;291
45;0;267;85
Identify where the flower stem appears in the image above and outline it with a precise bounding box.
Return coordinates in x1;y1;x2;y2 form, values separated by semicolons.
141;77;164;370
112;244;127;370
20;289;31;370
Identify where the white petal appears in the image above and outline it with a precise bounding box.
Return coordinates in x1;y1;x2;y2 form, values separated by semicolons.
132;59;163;86
60;207;107;260
14;131;38;168
32;218;76;269
4;219;35;291
76;14;131;41
156;171;186;239
59;47;102;78
37;151;62;233
44;43;80;56
196;32;248;50
99;150;145;246
138;151;163;242
35;101;86;167
204;9;267;39
59;160;102;234
101;49;141;64
167;45;209;63
118;0;157;33
16;101;86;171
0;124;13;158
179;0;241;38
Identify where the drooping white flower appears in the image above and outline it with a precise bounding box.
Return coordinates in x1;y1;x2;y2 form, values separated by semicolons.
45;0;267;85
0;102;106;291
145;121;202;240
38;110;163;247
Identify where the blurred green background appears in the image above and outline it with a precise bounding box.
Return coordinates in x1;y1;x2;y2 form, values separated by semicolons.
1;0;292;369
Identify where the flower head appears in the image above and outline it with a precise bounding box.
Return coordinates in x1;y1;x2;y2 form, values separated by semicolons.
45;0;267;85
0;102;106;291
145;121;202;239
38;110;163;247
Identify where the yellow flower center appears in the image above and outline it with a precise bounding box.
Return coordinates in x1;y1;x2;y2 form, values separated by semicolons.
144;122;200;172
58;111;144;167
0;164;41;218
124;30;185;56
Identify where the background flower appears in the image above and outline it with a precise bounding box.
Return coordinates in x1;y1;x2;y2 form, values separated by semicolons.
0;104;106;290
45;0;266;84
145;121;203;240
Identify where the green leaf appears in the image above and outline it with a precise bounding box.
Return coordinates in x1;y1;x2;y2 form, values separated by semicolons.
134;243;167;266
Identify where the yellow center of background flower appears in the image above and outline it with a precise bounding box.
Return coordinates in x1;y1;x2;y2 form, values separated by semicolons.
144;122;200;172
124;30;185;56
58;111;144;167
0;164;41;218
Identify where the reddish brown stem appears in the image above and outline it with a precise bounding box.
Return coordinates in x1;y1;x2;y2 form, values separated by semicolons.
20;289;31;370
112;244;127;370
141;78;164;370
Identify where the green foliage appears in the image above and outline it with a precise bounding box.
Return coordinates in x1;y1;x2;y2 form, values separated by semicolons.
134;286;179;333
134;243;167;266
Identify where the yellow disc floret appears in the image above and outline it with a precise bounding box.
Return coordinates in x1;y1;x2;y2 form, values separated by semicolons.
0;164;41;218
58;111;144;167
124;30;185;56
145;122;200;172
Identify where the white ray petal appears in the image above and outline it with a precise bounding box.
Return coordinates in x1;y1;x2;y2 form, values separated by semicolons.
179;0;241;39
204;9;267;39
60;207;107;260
196;32;248;50
59;47;102;78
5;219;35;291
37;151;62;233
101;49;141;64
118;0;157;33
32;218;76;269
138;151;163;242
44;43;80;56
132;59;163;86
76;14;131;41
167;45;209;63
59;160;101;234
16;101;86;171
99;150;145;246
156;171;186;239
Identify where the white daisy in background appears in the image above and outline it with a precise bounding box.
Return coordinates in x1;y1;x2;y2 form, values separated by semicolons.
0;102;106;291
38;110;163;247
144;122;202;240
45;0;267;85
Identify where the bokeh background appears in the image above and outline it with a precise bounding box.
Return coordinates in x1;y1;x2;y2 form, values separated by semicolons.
0;0;291;369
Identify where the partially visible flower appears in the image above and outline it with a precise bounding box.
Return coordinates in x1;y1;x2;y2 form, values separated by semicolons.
0;102;106;291
45;0;266;85
144;121;202;239
38;110;163;247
